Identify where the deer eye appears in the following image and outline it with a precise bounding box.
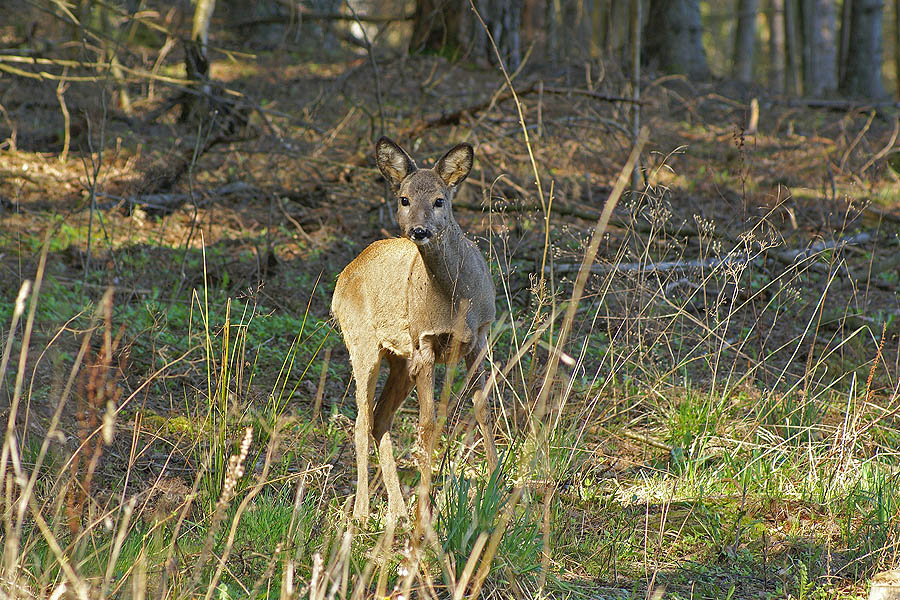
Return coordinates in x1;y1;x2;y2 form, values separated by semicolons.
433;198;444;208
400;197;410;206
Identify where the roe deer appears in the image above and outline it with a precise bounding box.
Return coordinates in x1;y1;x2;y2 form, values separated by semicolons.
331;137;499;524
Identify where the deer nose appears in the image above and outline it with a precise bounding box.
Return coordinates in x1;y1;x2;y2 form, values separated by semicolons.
410;227;432;241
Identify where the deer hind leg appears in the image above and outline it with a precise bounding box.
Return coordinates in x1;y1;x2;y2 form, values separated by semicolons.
350;348;380;522
466;341;499;471
373;353;413;525
373;353;414;441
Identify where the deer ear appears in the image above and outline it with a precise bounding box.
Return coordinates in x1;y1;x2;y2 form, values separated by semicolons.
376;137;416;191
436;143;474;188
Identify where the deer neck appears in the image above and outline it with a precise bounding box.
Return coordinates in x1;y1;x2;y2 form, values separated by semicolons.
416;220;471;303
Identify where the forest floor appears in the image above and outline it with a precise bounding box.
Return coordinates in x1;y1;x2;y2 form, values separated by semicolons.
2;35;900;600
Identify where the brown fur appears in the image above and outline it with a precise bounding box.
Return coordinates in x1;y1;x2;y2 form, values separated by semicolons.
331;137;498;524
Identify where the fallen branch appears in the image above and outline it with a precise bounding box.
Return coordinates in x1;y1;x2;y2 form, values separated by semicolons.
768;231;874;265
91;182;323;215
231;8;414;28
455;196;704;239
92;182;255;212
402;81;643;137
860;114;900;174
546;231;876;275
785;97;900;110
620;429;672;452
547;255;749;275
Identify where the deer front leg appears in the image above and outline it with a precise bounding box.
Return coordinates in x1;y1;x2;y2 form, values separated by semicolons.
414;355;436;538
353;410;370;521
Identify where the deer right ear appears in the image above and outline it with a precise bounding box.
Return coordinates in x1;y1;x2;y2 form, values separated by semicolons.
435;143;474;189
376;137;416;191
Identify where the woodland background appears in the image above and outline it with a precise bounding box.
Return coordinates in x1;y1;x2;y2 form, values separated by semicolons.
2;1;900;599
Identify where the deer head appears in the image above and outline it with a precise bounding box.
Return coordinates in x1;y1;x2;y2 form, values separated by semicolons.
375;137;473;245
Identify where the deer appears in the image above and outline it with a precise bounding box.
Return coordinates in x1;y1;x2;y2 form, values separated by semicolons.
331;137;499;526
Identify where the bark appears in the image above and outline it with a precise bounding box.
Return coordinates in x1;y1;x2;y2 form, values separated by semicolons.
546;0;562;64
784;0;801;93
767;0;786;92
604;0;631;63
838;0;853;82
522;0;542;52
191;0;216;51
571;0;593;60
801;0;838;95
839;0;887;98
895;0;900;96
573;0;594;60
631;0;642;192
644;0;710;79
734;0;760;83
598;0;609;53
411;0;521;68
410;0;463;55
483;0;522;69
182;0;215;122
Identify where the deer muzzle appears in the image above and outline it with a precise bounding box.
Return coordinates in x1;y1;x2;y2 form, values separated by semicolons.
409;227;433;243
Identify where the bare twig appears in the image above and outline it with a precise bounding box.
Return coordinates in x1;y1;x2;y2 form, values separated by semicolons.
80;93;108;292
55;67;70;162
840;109;876;173
860;114;900;174
469;0;549;310
345;0;384;137
403;81;642;137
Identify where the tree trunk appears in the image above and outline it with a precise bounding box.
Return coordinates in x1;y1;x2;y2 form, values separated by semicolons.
522;0;542;53
410;0;463;55
182;0;215;122
839;0;887;97
631;0;642;192
734;0;760;82
644;0;710;79
570;0;593;61
546;0;563;64
817;0;838;93
767;0;786;92
484;0;522;69
784;0;801;93
191;0;216;54
605;0;631;64
838;0;853;82
895;0;900;96
801;0;838;95
412;0;521;68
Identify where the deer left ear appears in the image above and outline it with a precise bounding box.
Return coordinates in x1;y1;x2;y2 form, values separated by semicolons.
436;143;474;188
376;137;417;192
